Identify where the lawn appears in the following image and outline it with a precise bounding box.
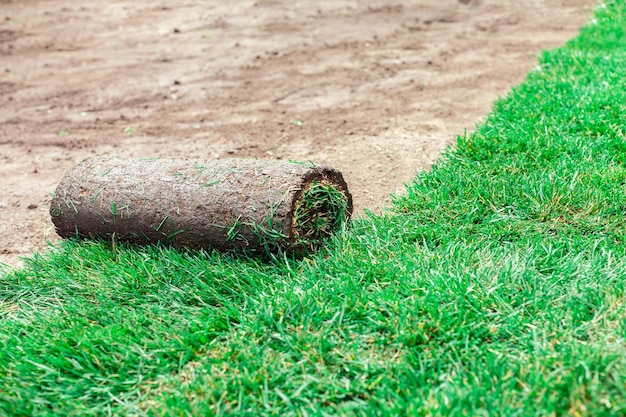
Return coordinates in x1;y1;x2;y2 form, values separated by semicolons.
2;1;626;416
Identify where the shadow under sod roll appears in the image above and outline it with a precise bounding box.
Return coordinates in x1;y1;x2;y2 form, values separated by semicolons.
50;157;353;255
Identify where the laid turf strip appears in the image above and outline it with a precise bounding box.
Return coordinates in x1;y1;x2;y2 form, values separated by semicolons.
2;2;626;415
50;157;352;255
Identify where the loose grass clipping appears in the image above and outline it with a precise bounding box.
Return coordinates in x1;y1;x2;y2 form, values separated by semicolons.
50;157;353;255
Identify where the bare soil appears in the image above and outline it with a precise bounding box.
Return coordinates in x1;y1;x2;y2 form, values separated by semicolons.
0;0;595;269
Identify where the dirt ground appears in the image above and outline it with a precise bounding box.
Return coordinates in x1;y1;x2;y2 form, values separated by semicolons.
0;0;595;269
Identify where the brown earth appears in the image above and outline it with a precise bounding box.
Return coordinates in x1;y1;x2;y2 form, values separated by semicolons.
0;0;596;269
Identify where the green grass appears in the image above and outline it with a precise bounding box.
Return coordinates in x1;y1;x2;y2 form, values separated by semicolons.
3;1;626;415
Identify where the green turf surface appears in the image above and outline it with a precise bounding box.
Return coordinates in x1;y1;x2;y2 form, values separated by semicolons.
3;2;626;415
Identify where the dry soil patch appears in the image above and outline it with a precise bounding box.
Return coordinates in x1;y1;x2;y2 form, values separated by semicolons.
0;0;596;268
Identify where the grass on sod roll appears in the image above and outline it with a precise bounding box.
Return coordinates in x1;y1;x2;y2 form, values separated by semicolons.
292;179;351;251
3;2;626;415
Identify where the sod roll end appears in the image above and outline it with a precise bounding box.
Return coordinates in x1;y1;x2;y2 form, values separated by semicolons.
50;157;353;254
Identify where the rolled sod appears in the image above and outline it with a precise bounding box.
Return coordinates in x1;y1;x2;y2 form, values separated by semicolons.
50;157;352;254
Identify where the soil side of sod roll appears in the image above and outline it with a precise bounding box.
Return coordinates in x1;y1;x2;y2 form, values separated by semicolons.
50;157;353;254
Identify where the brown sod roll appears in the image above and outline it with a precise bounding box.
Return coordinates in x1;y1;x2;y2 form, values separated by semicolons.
50;156;352;255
